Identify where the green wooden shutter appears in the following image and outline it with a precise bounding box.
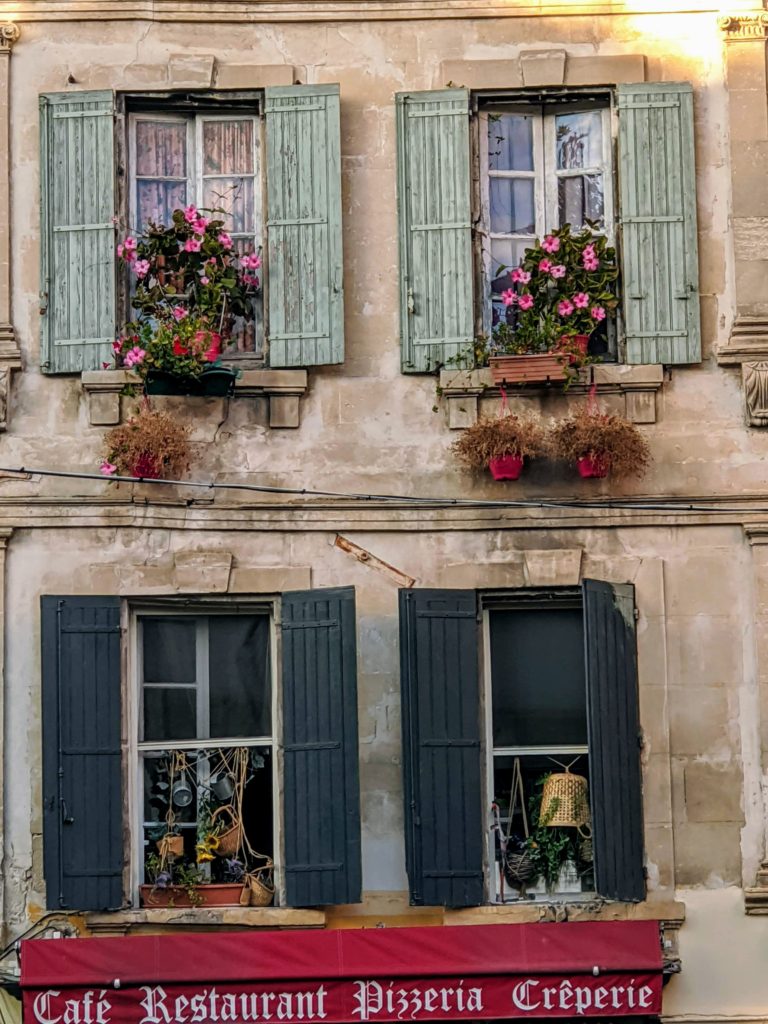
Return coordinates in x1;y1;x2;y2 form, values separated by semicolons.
617;82;700;365
396;90;474;373
264;85;344;368
40;91;116;374
281;586;362;905
41;596;124;911
583;580;645;902
400;589;483;907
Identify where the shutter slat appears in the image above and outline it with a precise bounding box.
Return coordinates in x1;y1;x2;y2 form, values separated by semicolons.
41;596;123;911
265;85;344;368
583;580;645;902
400;589;483;907
396;90;473;373
281;587;361;906
40;92;116;374
618;82;700;364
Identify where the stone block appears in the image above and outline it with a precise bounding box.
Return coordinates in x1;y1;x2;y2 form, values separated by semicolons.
269;394;301;428
734;218;768;261
565;54;646;85
173;550;232;592
520;50;566;87
215;64;294;89
624;389;657;424
684;762;744;823
168;54;215;88
439;60;523;90
669;685;730;756
523;548;582;586
664;554;741;617
726;42;768;93
446;395;478;430
88;390;120;426
437;560;526;590
643;753;673;825
644;824;675;892
665;614;743;687
638;685;670;755
732;143;768;217
229;566;311;593
729;89;768;143
674;822;742;885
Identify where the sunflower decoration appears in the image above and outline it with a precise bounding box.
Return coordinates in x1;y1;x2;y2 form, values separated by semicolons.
195;834;220;864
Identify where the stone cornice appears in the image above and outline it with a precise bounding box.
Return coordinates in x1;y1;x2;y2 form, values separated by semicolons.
719;11;768;38
0;1;738;22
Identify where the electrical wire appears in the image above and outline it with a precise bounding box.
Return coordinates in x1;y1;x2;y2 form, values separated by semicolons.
0;464;767;515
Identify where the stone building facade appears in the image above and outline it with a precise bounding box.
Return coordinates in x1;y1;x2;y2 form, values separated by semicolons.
0;3;768;1024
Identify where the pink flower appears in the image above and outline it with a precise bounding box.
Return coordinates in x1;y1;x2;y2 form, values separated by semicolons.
538;258;552;273
123;236;137;252
217;232;233;249
116;243;124;258
184;238;202;253
133;259;151;277
591;305;606;321
183;205;199;224
573;292;590;309
583;256;599;271
242;253;262;270
517;292;534;311
199;275;209;285
192;217;209;234
558;299;574;317
542;235;560;254
100;461;117;476
550;264;566;279
243;274;260;287
102;362;110;370
123;346;146;367
111;340;122;353
172;306;187;322
511;267;531;285
124;248;137;263
206;257;218;266
501;288;517;307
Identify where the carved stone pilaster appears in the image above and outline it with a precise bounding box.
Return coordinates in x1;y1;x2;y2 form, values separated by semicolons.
0;24;21;433
718;12;768;40
742;362;768;426
0;24;20;52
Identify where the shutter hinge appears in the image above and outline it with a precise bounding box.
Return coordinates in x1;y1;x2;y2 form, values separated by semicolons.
39;291;49;316
407;287;415;315
634;607;640;620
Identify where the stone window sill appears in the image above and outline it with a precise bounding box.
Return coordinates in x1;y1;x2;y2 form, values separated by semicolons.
439;364;665;428
83;905;325;934
81;369;309;429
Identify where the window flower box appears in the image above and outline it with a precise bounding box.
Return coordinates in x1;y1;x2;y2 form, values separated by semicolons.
488;353;568;385
139;882;245;908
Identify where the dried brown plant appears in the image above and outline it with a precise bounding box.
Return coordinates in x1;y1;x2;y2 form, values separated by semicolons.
549;405;650;479
103;404;192;480
451;413;548;470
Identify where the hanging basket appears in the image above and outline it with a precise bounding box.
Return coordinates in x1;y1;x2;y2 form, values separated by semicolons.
540;771;590;829
503;849;537;887
157;833;184;860
211;805;244;858
241;860;275;907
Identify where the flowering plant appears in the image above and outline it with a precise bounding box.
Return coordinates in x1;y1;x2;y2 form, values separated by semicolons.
490;224;619;358
100;403;191;480
549;401;650;479
114;206;261;383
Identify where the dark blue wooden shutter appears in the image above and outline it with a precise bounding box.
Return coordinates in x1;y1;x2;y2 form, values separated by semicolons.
41;596;123;911
281;587;361;905
583;579;645;902
400;589;483;907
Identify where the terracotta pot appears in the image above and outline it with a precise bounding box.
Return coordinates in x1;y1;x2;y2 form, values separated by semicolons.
488;455;524;481
577;455;609;479
139;883;245;908
489;353;567;385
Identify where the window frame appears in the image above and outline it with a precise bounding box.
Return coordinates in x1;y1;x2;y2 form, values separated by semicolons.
127;602;282;907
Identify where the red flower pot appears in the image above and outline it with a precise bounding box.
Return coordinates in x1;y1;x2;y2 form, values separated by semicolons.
577;456;609;479
489;353;567;385
489;455;524;481
139;883;245;908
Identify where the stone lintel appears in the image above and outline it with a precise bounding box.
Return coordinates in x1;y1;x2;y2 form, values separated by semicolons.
440;53;645;90
84;906;326;933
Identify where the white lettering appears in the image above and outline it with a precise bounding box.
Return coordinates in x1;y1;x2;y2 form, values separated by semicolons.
33;991;62;1024
140;987;171;1024
574;987;592;1016
558;981;574;1012
639;985;654;1009
512;981;541;1013
466;990;483;1014
277;995;292;1021
594;987;608;1010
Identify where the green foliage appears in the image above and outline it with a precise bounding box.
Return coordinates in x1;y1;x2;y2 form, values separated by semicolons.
526;777;580;892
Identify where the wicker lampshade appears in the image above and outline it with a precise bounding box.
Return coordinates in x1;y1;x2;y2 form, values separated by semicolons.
540;770;590;828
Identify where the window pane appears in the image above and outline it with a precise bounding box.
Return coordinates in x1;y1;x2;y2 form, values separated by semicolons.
556;111;603;170
203;120;254;176
143;619;196;683
490;608;588;747
488;114;534;172
202;178;255;234
558;175;604;230
209;616;271;738
143;688;197;742
490;178;535;235
490;237;530;288
137;180;188;230
136;120;187;177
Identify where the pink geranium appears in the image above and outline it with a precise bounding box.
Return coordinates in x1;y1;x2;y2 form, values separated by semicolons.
583;256;600;271
183;205;199;224
517;292;534;311
591;306;606;321
111;340;122;353
123;346;146;368
538;258;552;273
501;289;517;307
184;238;202;253
243;274;260;287
217;232;233;249
511;268;531;285
573;292;590;309
199;275;209;285
550;264;566;279
172;306;188;322
542;235;560;254
242;253;262;271
558;299;574;317
123;236;137;252
100;461;117;476
133;259;151;277
192;217;209;234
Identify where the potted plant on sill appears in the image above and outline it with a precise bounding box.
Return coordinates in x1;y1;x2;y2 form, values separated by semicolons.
139;855;246;909
486;224;618;386
451;411;547;480
549;400;651;480
99;402;191;480
114;206;262;396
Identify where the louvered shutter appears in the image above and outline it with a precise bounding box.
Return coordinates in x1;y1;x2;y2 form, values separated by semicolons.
281;587;361;905
264;86;344;368
396;90;474;373
400;589;483;906
41;596;123;911
617;82;700;364
39;92;116;374
583;579;645;902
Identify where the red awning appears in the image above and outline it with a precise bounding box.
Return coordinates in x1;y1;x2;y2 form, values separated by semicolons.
21;921;663;1024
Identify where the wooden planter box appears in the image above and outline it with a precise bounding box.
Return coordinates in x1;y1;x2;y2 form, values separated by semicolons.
139;883;245;908
489;354;567;385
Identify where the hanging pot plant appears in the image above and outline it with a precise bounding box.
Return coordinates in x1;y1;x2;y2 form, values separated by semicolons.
451;412;547;481
99;402;192;480
549;401;650;480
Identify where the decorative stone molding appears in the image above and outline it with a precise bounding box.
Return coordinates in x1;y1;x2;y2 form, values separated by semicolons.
745;861;768;913
0;23;19;50
743;362;768;426
0;24;21;433
439;364;664;429
718;13;768;40
81;368;309;428
717;317;768;365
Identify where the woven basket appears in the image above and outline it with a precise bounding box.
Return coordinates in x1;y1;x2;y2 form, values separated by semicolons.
211;805;243;858
240;862;274;907
157;833;184;859
503;849;537;887
540;771;590;828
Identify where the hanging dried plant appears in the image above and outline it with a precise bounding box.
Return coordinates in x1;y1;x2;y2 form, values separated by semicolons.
451;413;548;470
101;403;192;480
549;405;650;479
